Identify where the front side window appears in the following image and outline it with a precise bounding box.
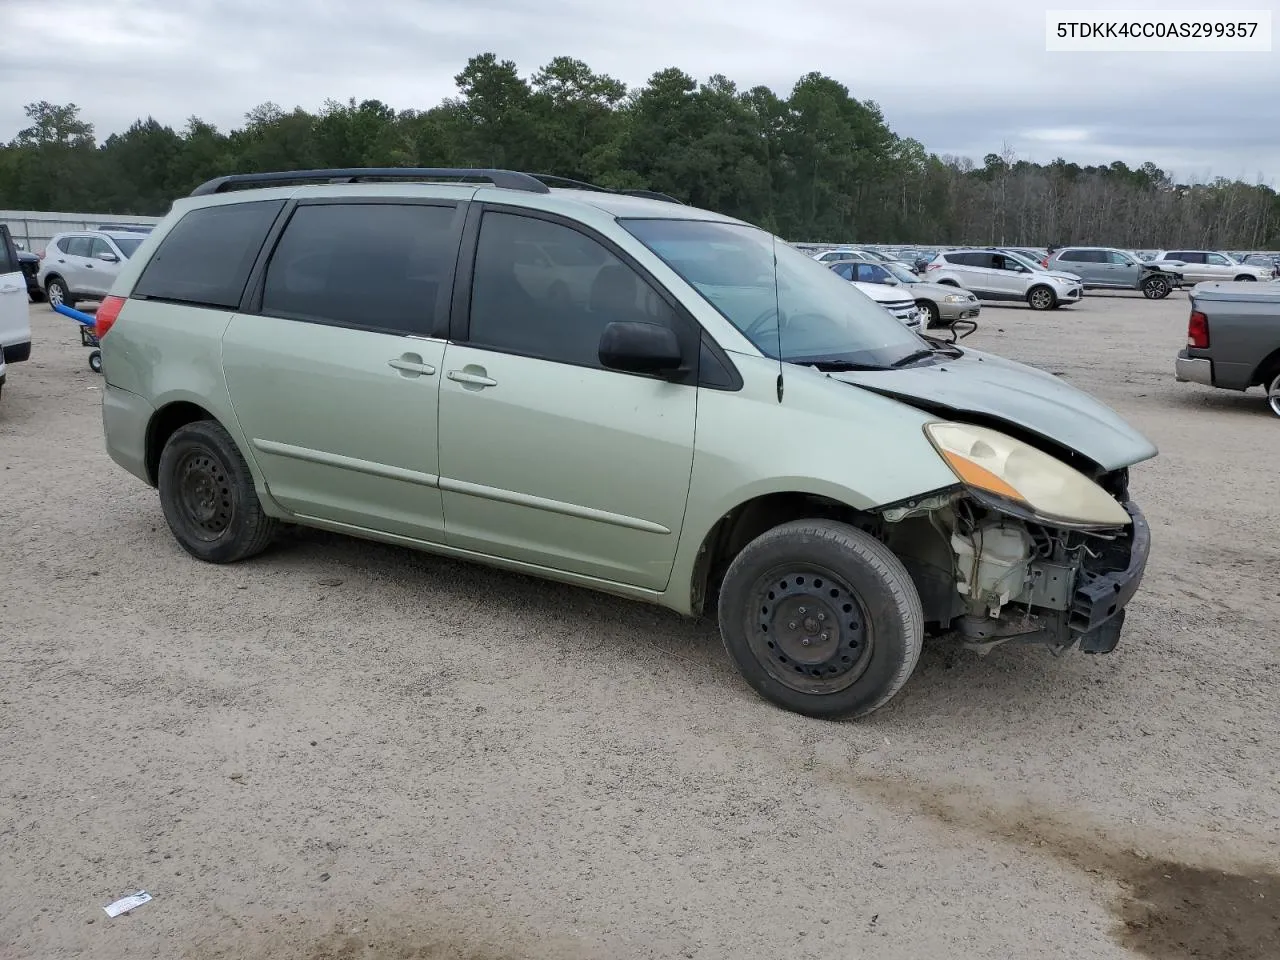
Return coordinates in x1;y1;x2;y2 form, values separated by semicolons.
262;202;457;335
468;212;677;368
89;237;115;259
621;218;925;370
1205;253;1231;266
854;263;891;283
112;236;143;259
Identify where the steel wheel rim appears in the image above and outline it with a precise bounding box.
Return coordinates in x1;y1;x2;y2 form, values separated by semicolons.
1268;374;1280;418
175;449;236;541
748;564;873;695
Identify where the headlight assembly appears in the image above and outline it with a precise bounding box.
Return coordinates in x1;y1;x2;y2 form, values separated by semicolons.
924;422;1131;529
942;294;968;303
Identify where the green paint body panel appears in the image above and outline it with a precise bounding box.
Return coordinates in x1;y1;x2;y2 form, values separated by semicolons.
100;180;1156;620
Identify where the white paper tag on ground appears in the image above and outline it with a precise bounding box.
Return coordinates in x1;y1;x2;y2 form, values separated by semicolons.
103;891;152;917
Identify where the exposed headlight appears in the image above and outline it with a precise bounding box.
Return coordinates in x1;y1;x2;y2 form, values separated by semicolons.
942;294;967;303
924;422;1131;529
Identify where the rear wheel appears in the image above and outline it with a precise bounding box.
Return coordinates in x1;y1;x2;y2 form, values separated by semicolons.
1141;276;1170;299
157;420;277;563
1268;372;1280;419
716;520;924;719
1027;285;1056;310
88;349;102;373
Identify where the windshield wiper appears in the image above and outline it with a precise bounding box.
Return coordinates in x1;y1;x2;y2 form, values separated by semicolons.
890;348;936;368
801;359;883;372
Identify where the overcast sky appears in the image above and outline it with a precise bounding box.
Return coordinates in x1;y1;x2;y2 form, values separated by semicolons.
2;0;1277;183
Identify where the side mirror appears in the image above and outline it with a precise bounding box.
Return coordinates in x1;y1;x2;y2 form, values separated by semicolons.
883;277;900;286
97;252;119;262
598;321;683;376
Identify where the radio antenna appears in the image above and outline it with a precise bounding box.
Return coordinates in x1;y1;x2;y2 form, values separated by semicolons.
771;234;784;403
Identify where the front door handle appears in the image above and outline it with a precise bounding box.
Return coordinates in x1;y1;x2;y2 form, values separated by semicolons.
388;353;436;377
447;368;497;387
0;284;20;294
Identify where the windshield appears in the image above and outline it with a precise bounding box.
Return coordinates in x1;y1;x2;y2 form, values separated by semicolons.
622;219;928;369
883;262;920;284
112;237;143;258
1001;250;1046;272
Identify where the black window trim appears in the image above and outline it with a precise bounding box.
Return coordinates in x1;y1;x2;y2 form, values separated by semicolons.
131;199;289;311
449;202;741;391
240;196;465;340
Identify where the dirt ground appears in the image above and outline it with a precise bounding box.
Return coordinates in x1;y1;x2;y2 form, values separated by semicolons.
2;291;1278;960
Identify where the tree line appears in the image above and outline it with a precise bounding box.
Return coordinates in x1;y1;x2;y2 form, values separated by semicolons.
1;53;1276;249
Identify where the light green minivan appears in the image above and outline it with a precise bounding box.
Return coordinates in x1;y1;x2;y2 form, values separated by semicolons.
96;168;1156;719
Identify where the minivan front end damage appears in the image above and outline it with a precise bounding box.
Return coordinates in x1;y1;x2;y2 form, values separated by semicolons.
876;422;1151;655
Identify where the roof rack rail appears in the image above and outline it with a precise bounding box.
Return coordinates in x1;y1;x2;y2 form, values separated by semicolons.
527;173;686;205
189;167;551;197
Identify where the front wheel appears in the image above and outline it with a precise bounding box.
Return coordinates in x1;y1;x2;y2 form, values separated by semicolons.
1267;372;1280;419
716;520;924;719
88;349;102;373
919;300;942;328
1142;276;1170;299
1027;285;1056;310
157;420;277;563
46;277;74;310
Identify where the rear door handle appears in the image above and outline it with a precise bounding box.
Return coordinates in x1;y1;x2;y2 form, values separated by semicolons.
388;354;436;377
447;369;497;387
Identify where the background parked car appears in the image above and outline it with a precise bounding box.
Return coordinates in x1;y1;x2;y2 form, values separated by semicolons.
831;259;979;327
1238;253;1280;278
0;224;32;371
1047;246;1183;299
37;229;149;308
925;248;1083;310
826;261;924;329
16;247;42;301
1175;280;1280;417
1147;250;1271;284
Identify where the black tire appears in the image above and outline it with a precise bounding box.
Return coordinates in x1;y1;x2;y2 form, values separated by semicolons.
46;277;74;310
28;288;45;303
157;419;277;563
1234;275;1256;282
716;520;924;720
1141;276;1170;299
919;300;942;328
88;349;102;373
1026;285;1056;310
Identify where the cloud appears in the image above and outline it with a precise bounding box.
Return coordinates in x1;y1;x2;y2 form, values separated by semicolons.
1;0;1276;183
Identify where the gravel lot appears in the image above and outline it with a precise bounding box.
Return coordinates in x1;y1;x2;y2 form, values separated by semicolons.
2;292;1278;960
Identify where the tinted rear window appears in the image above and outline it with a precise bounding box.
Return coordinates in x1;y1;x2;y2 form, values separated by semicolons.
1060;249;1095;262
133;200;285;308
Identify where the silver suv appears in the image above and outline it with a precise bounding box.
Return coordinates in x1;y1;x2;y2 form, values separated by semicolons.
1046;247;1182;299
37;229;149;309
925;249;1083;310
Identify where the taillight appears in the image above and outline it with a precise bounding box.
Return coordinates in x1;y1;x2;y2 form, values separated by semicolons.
1041;257;1048;268
37;250;45;260
1187;310;1209;349
96;295;125;339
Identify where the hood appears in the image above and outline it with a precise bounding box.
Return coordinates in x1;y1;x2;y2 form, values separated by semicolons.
830;347;1158;472
851;281;912;303
908;280;976;300
1044;270;1082;282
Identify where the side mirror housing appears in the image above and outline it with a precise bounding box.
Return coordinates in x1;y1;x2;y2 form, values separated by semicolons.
598;321;683;376
97;252;119;262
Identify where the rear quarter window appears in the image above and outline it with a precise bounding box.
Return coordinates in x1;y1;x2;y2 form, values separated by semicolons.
132;200;285;308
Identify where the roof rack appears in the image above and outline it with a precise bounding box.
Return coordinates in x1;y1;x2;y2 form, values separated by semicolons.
527;174;685;205
189;167;552;197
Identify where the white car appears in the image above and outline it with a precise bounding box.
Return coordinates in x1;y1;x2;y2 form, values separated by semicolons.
925;249;1083;311
1147;250;1272;285
37;229;149;309
0;225;32;399
850;279;923;330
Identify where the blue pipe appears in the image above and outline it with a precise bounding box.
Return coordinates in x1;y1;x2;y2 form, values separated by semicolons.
51;301;97;327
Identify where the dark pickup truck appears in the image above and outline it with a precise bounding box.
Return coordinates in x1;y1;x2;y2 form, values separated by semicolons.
1175;281;1280;417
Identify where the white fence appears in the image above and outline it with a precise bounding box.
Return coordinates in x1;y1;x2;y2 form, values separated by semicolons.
1;210;162;254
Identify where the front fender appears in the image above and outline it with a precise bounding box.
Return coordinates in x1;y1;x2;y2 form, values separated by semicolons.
663;353;956;613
